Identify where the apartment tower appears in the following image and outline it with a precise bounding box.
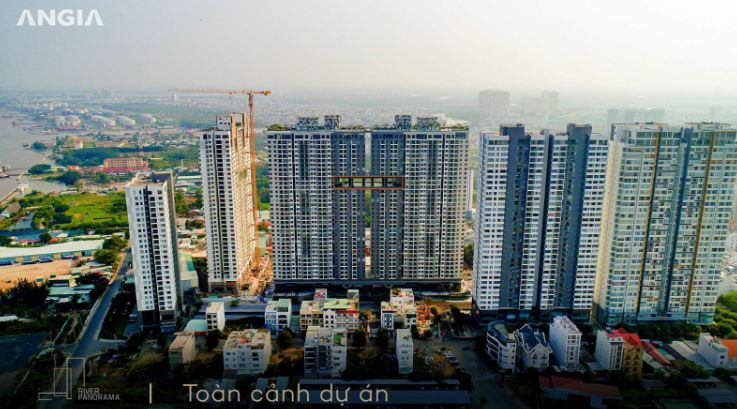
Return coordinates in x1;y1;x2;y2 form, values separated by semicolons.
268;115;468;283
200;113;258;291
594;123;737;325
473;124;608;321
125;171;181;331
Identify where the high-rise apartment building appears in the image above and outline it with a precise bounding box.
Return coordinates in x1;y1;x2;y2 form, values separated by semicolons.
478;90;511;118
125;172;181;331
473;124;608;321
594;123;737;325
200;113;258;291
268;115;468;284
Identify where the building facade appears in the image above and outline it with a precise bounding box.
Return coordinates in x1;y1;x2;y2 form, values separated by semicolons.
486;321;518;372
515;324;552;370
548;315;582;371
396;328;414;375
303;326;348;378
223;329;272;375
265;298;293;334
200;113;258;291
206;302;225;332
473;124;608;321
478;90;510;118
594;123;737;325
125;172;181;331
594;329;624;371
268;115;468;283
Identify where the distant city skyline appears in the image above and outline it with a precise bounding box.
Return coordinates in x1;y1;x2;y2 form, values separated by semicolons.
1;0;737;97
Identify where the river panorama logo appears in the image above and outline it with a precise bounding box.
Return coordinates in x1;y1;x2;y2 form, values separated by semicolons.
17;9;103;27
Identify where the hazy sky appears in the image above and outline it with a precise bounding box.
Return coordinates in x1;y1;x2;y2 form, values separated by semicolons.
2;0;737;96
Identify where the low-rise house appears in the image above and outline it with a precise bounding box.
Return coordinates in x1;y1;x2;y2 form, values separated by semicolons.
486;321;517;372
303;326;347;378
223;329;272;376
539;375;622;409
169;332;197;367
515;324;552;370
595;329;624;371
206;302;225;332
396;328;414;375
595;328;642;378
299;290;359;333
698;333;737;369
614;328;643;379
265;298;292;334
380;288;417;331
549;315;581;371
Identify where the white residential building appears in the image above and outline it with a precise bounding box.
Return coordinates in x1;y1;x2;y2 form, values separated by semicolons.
697;333;737;369
125;172;181;331
299;290;359;333
200;113;258;292
473;124;608;321
396;328;414;375
169;332;197;367
594;329;624;371
304;326;348;378
265;298;293;333
206;302;225;332
381;288;417;330
594;123;737;325
223;329;272;375
548;315;582;370
515;324;552;370
486;321;518;373
268;115;468;283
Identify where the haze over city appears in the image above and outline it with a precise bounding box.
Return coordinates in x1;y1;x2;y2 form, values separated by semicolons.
1;0;737;103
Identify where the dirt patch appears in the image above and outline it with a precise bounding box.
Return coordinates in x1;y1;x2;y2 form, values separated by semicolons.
0;259;74;290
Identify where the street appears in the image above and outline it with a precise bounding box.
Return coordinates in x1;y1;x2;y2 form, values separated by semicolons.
45;253;131;409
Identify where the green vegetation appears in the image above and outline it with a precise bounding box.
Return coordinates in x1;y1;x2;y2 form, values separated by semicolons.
463;243;473;269
100;283;135;339
17;191;128;232
256;163;270;210
28;163;52;174
277;328;293;349
53;170;81;185
31;141;47;150
94;236;128;267
711;291;737;338
148;146;199;170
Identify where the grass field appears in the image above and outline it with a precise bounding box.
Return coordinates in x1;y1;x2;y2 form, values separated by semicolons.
59;192;128;228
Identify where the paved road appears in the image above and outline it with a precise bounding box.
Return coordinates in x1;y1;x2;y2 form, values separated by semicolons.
45;254;130;409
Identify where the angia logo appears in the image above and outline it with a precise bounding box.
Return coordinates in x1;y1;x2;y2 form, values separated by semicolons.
17;9;103;27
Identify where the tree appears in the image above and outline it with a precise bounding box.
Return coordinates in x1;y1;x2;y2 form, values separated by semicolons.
0;235;10;246
430;306;439;317
31;141;47;151
175;191;189;215
463;243;473;268
277;329;293;349
127;332;143;353
56;170;81;186
94;249;118;266
39;232;52;243
28;164;52;174
352;329;367;348
376;328;390;349
103;235;127;252
410;325;419;339
206;329;220;350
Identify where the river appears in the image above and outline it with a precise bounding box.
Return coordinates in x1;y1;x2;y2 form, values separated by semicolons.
0;114;65;198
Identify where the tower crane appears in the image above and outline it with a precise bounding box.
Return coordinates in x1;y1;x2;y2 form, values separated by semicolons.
169;88;271;274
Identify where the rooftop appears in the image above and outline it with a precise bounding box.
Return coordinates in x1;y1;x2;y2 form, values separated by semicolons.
611;328;642;348
184;319;208;332
539;375;622;400
206;302;224;314
170;332;196;350
0;239;105;259
225;329;270;349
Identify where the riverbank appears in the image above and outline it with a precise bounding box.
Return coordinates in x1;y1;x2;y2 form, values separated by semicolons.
0;114;64;198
